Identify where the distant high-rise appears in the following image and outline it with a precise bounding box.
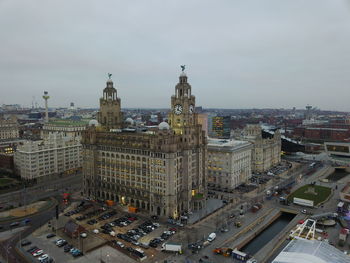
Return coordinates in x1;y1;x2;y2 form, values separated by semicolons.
212;116;231;139
197;113;208;137
305;105;312;120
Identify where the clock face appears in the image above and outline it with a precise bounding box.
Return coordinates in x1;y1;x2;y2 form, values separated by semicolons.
174;104;183;115
189;104;194;114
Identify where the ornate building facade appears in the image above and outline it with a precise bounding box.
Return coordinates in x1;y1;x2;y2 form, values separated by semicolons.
207;138;252;190
41;120;88;140
0;116;19;140
242;124;281;173
82;72;207;218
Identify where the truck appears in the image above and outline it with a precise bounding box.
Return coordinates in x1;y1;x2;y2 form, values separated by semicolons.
161;243;182;253
207;233;216;242
213;247;233;257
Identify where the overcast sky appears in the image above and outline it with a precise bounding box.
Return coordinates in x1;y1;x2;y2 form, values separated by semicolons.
1;0;350;111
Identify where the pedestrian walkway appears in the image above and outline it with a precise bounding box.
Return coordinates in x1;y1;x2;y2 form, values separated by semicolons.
188;199;224;224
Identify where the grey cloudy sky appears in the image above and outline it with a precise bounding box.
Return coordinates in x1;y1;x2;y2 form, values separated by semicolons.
1;0;350;111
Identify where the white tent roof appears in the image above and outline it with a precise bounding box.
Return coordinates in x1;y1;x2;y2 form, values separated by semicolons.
272;238;349;263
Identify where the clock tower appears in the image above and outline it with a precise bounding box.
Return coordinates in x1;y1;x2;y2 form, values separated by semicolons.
169;69;197;134
97;75;123;130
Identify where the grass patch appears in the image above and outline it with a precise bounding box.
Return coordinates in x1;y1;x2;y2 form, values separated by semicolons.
0;178;13;186
288;184;332;206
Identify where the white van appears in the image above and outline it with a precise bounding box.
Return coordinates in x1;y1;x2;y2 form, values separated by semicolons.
207;232;216;242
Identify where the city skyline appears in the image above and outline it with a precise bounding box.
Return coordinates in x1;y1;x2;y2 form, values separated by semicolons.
1;1;350;110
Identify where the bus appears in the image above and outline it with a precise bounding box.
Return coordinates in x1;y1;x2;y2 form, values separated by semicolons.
231;249;257;262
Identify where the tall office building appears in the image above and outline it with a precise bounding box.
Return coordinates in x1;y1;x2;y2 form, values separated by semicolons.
14;133;82;181
212;116;231;139
82;71;207;218
197;113;208;137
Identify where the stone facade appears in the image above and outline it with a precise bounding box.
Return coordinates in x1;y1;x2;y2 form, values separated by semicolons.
207;138;252;190
97;79;123;129
242;124;281;173
14;133;82;180
0;117;19;140
82;72;207;219
41;120;87;139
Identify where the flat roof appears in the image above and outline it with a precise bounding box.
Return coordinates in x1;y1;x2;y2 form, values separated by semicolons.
47;119;89;126
272;238;350;263
207;138;251;149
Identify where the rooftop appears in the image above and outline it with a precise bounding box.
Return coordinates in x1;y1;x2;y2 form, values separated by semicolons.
207;138;251;150
47;119;89;126
341;182;350;195
272;238;350;263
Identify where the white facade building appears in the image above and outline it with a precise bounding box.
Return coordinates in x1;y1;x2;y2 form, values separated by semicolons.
14;133;82;180
207;138;253;190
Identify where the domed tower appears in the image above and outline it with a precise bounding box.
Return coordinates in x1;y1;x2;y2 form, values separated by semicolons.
97;74;123;129
169;66;197;135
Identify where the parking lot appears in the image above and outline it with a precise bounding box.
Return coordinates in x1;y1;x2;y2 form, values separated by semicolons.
61;201;179;261
19;233;75;263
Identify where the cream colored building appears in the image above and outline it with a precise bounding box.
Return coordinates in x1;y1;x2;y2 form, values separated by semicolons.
41;120;88;139
197;113;208;137
82;72;207;218
0;117;19;140
207;138;252;190
242;124;281;173
14;133;82;180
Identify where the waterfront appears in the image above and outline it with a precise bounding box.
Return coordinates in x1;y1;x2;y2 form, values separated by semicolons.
241;212;296;256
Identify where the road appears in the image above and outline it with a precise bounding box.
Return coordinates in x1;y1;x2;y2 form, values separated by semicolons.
0;198;59;263
0;172;83;263
166;162;333;263
0;174;82;208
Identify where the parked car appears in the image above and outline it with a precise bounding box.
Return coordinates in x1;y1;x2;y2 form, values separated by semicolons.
38;254;49;261
46;233;56;239
64;244;73;252
20;239;31;246
32;249;44;257
27;246;38;253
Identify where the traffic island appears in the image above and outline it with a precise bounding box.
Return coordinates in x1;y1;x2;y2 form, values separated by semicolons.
0;198;56;222
287;184;332;207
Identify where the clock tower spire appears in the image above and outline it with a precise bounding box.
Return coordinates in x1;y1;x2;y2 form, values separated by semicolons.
97;74;123;130
169;67;197;134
